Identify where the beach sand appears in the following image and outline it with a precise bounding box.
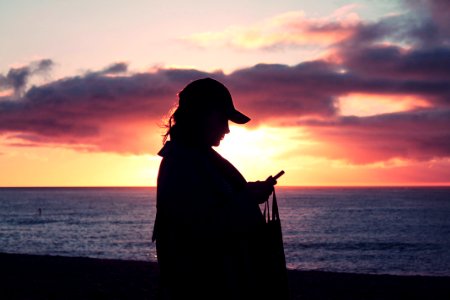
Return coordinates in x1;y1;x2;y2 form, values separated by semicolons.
1;252;449;300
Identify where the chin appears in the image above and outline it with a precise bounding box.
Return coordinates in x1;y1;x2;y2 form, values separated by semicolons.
211;138;222;147
210;136;224;147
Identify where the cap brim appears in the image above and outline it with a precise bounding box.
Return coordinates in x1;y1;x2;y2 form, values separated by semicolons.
229;109;251;124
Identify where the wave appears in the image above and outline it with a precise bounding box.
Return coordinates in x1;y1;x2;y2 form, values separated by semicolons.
287;241;439;252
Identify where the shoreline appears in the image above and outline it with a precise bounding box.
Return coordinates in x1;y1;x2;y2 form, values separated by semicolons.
1;253;450;299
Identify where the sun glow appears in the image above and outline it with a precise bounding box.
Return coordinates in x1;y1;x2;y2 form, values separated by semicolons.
216;125;306;183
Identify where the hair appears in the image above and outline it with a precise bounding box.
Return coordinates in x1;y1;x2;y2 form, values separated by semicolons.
162;111;174;145
162;104;210;146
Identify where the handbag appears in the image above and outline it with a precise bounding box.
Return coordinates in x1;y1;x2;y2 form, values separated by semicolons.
263;187;289;299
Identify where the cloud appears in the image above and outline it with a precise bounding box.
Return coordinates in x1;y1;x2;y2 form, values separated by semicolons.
0;65;217;154
1;48;449;159
338;44;450;80
0;59;392;156
0;59;54;96
181;1;449;54
1;1;449;164
182;6;360;50
404;0;450;46
299;108;450;164
95;62;129;76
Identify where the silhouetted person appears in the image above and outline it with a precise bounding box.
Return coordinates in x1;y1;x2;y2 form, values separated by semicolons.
152;78;276;300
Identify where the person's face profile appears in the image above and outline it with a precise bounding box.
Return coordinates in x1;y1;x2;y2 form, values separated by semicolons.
203;110;230;147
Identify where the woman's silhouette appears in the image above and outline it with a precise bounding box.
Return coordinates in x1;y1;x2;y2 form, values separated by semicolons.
153;78;276;300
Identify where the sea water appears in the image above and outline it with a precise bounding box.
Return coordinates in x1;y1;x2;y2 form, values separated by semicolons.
0;187;449;276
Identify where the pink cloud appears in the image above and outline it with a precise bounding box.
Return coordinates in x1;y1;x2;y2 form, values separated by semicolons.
182;8;360;51
300;108;450;164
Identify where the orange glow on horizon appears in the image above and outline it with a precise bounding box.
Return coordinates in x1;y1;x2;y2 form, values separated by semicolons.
1;125;450;187
0;142;161;187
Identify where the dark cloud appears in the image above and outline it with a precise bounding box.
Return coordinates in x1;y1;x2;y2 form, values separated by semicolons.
404;0;450;46
340;44;450;81
0;60;367;154
300;108;450;164
0;66;219;154
1;52;450;157
319;0;448;86
0;59;54;96
35;59;54;73
333;1;450;49
2;68;28;92
96;62;129;75
226;62;342;119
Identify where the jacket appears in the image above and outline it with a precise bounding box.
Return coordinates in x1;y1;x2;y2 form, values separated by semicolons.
153;141;267;300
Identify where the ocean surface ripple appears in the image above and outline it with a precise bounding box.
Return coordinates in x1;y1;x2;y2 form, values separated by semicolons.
1;187;449;276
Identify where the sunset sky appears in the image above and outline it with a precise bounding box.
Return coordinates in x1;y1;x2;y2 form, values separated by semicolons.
1;0;450;186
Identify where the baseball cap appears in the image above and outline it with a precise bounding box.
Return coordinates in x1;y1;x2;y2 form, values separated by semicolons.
178;78;250;124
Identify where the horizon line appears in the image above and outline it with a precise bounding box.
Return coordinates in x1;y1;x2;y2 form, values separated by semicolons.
1;184;450;189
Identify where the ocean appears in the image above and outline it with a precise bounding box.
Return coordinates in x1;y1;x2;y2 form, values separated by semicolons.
0;187;449;276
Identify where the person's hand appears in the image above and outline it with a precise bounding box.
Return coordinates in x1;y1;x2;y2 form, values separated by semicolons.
246;178;276;204
265;175;277;186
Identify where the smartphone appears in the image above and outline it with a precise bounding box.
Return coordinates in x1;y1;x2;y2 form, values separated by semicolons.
273;170;285;180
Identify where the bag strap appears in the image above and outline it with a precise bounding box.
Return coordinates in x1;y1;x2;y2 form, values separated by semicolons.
272;187;280;222
263;196;270;222
263;187;279;222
